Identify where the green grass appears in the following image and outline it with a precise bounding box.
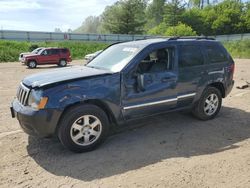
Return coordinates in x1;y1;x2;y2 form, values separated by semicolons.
0;40;109;62
0;39;250;62
223;40;250;59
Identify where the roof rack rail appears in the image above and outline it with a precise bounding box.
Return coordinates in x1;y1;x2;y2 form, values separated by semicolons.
168;36;215;40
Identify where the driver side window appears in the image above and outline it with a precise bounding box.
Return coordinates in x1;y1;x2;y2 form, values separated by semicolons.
42;50;48;55
137;47;174;74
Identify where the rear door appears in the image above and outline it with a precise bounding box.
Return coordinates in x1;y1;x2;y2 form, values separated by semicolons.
176;43;207;108
48;49;60;63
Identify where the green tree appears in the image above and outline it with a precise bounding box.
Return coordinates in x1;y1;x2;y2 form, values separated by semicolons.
101;0;147;34
202;0;246;35
188;0;201;8
165;22;197;36
180;8;205;35
145;0;165;30
148;22;168;35
163;0;186;27
188;0;213;9
74;16;102;33
243;2;250;31
148;0;186;35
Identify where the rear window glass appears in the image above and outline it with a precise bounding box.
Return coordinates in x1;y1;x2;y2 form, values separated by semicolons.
205;45;228;63
179;45;204;68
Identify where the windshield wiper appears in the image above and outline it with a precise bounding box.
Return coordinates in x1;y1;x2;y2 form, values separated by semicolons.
87;65;115;73
87;65;101;69
87;65;106;70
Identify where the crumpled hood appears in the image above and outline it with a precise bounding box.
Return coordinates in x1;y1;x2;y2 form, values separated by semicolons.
22;66;112;88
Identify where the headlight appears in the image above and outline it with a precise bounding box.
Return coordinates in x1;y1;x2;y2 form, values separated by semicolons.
27;89;48;110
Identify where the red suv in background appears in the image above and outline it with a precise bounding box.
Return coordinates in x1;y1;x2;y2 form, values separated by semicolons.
22;47;72;68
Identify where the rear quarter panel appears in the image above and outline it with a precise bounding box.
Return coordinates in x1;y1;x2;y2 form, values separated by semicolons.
193;41;233;102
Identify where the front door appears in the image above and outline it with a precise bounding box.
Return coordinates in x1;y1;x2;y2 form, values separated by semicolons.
122;46;178;119
39;49;50;64
48;49;60;63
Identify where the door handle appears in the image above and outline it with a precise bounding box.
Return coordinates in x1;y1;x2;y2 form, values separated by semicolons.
125;84;134;89
162;77;174;82
146;79;153;84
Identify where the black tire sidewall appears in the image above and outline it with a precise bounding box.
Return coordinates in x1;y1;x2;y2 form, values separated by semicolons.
193;87;222;120
58;104;109;152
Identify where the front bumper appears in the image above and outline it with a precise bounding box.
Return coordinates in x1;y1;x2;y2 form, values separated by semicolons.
11;99;62;137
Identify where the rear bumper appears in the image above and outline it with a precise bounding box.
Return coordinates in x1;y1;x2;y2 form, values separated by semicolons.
11;99;62;137
225;80;234;97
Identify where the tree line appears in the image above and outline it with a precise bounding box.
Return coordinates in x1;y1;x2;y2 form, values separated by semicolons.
74;0;250;36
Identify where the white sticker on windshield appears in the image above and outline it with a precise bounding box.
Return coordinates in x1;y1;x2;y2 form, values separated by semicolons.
123;47;138;53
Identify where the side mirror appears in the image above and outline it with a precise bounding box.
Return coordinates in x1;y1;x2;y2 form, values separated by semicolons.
137;74;145;92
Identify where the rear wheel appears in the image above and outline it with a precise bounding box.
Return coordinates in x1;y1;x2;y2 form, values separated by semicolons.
192;87;222;120
27;61;37;69
58;59;67;67
58;104;109;152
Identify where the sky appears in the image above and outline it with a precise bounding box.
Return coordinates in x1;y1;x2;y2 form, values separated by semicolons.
0;0;117;32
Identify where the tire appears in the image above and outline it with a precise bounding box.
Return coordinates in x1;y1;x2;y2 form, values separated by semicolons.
58;104;110;152
192;87;222;120
28;61;37;69
58;59;67;67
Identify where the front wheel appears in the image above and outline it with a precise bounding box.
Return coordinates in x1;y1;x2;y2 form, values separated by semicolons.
192;87;222;120
58;104;109;152
28;61;37;69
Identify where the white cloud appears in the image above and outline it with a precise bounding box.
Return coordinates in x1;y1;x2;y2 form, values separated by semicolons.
0;0;42;12
0;0;117;31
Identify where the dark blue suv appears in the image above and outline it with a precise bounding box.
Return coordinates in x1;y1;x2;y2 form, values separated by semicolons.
11;37;234;152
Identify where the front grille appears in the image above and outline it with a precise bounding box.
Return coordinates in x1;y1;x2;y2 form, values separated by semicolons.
17;83;30;106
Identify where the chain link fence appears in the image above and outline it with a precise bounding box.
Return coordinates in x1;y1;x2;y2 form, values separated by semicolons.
1;30;250;42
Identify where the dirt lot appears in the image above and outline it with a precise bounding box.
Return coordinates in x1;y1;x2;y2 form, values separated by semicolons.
0;59;250;188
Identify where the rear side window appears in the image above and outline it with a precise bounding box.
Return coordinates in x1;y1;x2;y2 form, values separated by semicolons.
51;49;59;55
179;45;204;68
61;49;68;54
205;45;228;63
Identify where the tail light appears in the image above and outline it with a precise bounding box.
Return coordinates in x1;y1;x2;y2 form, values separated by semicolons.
229;63;235;74
229;63;235;80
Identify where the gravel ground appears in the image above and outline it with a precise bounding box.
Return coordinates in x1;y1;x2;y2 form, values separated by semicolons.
0;59;250;188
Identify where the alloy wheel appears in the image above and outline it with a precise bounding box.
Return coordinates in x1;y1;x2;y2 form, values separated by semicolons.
70;115;102;146
204;93;219;116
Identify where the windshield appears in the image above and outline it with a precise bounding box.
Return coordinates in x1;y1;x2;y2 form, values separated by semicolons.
86;44;141;72
32;48;43;54
38;49;45;55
